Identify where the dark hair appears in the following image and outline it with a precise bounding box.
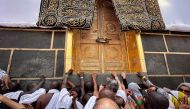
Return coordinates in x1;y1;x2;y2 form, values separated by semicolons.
85;81;94;93
71;86;82;98
144;92;169;109
49;81;60;90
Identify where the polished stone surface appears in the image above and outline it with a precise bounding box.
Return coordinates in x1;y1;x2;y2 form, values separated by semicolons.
145;54;168;75
167;54;190;75
10;51;55;78
166;35;190;52
56;51;64;77
141;34;166;52
149;76;184;90
0;50;10;71
0;30;52;48
53;32;65;48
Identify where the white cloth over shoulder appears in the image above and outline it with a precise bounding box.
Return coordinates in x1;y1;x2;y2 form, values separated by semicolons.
55;88;72;109
0;68;6;79
84;96;97;109
48;89;59;94
19;88;46;104
3;90;23;100
55;88;83;109
116;90;127;102
0;0;41;27
45;92;60;109
45;89;60;109
158;0;190;32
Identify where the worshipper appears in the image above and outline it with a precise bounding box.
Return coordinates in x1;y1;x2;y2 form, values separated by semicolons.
137;72;190;109
84;73;98;109
35;81;60;109
0;94;25;109
177;83;190;97
85;73;127;109
3;75;46;102
93;98;120;109
0;68;11;90
82;74;94;105
121;72;128;89
79;72;85;104
144;91;169;109
55;69;83;109
1;75;46;109
111;72;127;109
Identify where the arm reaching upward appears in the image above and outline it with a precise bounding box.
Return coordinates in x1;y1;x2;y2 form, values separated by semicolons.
92;73;98;97
121;72;128;89
21;75;46;95
112;72;122;90
79;72;85;100
61;69;73;89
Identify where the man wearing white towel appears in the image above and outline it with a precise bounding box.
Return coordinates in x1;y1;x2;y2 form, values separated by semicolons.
55;69;83;109
35;81;60;109
0;68;11;90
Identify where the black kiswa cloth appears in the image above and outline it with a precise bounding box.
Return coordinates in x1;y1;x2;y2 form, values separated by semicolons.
111;0;165;31
37;0;95;29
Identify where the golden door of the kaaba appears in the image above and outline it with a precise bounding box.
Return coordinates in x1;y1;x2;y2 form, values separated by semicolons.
72;0;136;73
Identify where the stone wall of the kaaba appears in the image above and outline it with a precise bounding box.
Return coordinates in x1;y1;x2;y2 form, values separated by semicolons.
142;31;190;89
0;28;65;90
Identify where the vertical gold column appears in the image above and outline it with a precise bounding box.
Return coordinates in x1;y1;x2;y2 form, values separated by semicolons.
136;31;147;72
65;29;73;73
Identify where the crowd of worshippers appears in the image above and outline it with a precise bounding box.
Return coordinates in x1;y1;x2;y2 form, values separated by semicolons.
0;68;190;109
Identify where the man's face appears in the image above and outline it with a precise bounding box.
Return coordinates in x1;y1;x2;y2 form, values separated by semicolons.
178;85;190;96
70;90;78;98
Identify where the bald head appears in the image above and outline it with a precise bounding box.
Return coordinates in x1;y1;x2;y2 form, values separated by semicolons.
99;88;115;100
49;81;60;90
26;83;37;91
93;98;119;109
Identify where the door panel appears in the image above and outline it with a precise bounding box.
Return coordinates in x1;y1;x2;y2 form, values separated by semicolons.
74;0;129;73
100;0;128;72
80;44;101;70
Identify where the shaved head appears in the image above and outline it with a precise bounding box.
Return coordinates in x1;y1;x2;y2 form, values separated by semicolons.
49;81;60;90
99;88;115;100
93;98;119;109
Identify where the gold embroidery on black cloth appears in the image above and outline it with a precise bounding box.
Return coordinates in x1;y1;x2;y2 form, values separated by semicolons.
37;0;95;28
111;0;165;31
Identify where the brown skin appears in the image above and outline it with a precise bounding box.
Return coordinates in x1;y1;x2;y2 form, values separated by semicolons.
35;81;60;109
99;88;115;100
92;74;99;97
71;96;78;109
0;94;25;109
178;85;190;96
35;93;54;109
179;95;190;109
2;74;11;90
93;98;119;109
79;72;85;101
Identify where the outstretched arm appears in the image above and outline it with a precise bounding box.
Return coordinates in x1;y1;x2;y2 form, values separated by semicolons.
121;72;128;89
21;75;46;96
61;69;73;89
79;72;85;100
112;72;122;90
92;74;98;97
137;72;154;88
67;80;76;89
0;94;25;109
71;94;78;109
